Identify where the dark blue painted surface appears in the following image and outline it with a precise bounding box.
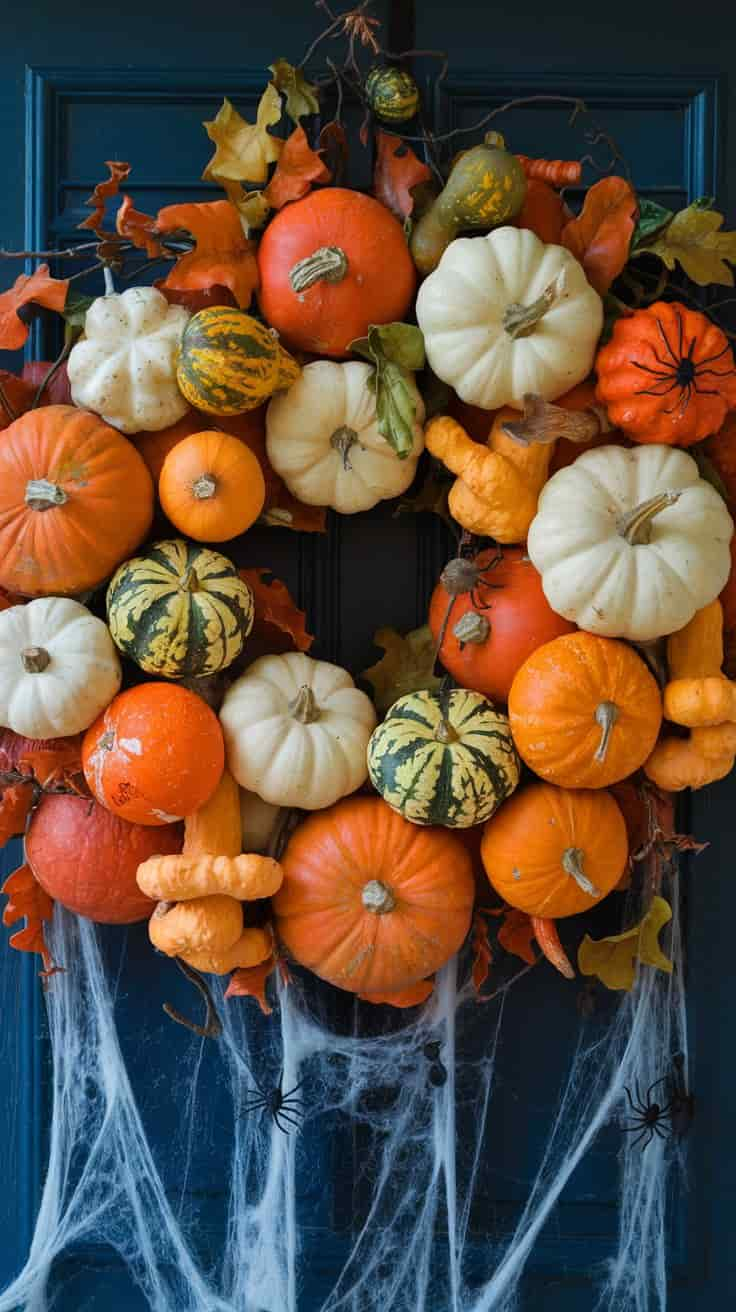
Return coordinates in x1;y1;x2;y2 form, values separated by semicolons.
1;0;736;1305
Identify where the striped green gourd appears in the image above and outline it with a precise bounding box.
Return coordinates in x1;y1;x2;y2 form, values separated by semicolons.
367;688;519;828
107;539;254;679
176;307;300;416
365;66;420;124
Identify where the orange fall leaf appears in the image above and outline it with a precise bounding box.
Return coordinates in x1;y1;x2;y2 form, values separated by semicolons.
239;568;314;655
225;955;277;1013
263;125;331;209
561;175;639;295
0;781;35;847
471;910;493;995
79;160;131;235
373;131;432;221
156;200;259;310
0;267;69;352
116;194;163;258
494;906;537;966
2;862;56;972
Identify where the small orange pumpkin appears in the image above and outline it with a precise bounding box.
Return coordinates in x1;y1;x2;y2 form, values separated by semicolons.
159;429;266;541
508;633;662;788
481;783;628;918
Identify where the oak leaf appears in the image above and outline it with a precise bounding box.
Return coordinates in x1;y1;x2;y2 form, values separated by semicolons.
116;195;162;258
239;567;314;655
269;59;319;123
203;89;283;187
0;266;69;351
561;176;638;295
2;862;56;972
263;125;330;209
361;625;442;715
373;131;432;221
578;895;673;991
637;202;736;286
0;782;34;847
79;160;130;235
156;200;259;309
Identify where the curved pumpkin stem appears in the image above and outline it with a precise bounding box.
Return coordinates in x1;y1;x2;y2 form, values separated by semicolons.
531;916;575;979
163;957;223;1039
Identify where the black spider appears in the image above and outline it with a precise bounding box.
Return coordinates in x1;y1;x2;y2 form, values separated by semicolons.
631;307;736;418
621;1076;673;1148
241;1070;305;1135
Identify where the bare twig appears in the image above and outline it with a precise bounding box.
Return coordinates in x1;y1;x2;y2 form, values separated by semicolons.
0;242;100;260
163;958;223;1039
32;340;72;409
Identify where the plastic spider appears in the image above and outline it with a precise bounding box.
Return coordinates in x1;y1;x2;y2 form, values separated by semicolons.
621;1076;673;1148
632;308;736;417
241;1070;305;1135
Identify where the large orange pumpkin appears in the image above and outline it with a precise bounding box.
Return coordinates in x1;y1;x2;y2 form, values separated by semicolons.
257;188;416;358
272;795;475;994
0;405;154;597
26;793;182;923
508;633;662;788
159;429;266;541
82;683;224;826
481;783;628;918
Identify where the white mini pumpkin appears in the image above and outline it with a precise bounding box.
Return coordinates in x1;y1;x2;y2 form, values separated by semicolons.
68;286;190;434
220;652;377;810
265;361;425;514
0;597;122;739
527;443;734;641
415;226;603;410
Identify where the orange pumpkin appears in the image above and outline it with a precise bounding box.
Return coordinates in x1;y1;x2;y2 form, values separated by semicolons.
257;188;416;358
0;405;153;597
596;301;736;446
481;783;628;918
82;683;224;826
159;429;266;541
508;633;662;788
272;795;475;994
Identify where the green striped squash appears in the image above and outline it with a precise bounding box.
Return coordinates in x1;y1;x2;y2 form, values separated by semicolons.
365;67;420;123
107;539;254;679
176;307;300;416
367;688;519;828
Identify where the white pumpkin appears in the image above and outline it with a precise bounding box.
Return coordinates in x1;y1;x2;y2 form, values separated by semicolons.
220;652;377;810
0;597;122;739
265;360;425;514
415;226;603;410
527;443;734;642
240;789;283;853
68;286;190;434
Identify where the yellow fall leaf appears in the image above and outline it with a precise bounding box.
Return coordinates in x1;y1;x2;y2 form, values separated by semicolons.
577;895;673;992
203;88;283;187
639;204;736;286
361;625;442;715
218;182;272;235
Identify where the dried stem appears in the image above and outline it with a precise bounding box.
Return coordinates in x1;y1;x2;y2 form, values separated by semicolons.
163;958;223;1039
32;340;72;409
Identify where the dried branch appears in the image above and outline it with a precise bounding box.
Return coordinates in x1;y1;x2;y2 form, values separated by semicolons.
163;957;223;1039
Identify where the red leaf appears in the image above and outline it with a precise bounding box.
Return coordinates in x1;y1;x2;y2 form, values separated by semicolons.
116;194;163;258
373;131;431;221
495;907;536;965
239;568;314;656
263;125;331;209
2;862;56;972
561;176;638;295
319;121;349;180
213;412;326;534
156;283;238;315
21;361;72;406
156;200;259;309
0;782;34;847
471;911;493;995
0;729;84;790
225;956;276;1013
0;267;69;351
79;161;131;235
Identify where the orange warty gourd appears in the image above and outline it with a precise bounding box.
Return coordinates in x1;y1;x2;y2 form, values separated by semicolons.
508;633;662;788
272;795;475;995
257;188;416;358
481;783;628;918
0;405;154;597
82;683;225;826
159;429;266;542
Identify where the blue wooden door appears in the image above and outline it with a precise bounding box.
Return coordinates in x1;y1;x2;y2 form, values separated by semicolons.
1;1;735;1306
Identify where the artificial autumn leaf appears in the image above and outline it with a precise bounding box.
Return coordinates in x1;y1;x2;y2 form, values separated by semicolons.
263;125;331;209
0;266;69;351
471;911;493;995
361;625;442;715
560;176;638;295
231;188;272;233
156;283;237;314
269;59;319;123
238;567;314;655
0;782;34;847
225;956;276;1014
373;131;432;222
21;360;72;406
156;200;259;309
79;160;130;234
0;369;36;428
319;121;349;183
116;194;162;258
2;862;56;972
578;895;673;992
0;729;84;792
351;324;425;459
631;197;673;250
260;494;327;533
637;202;736;286
203;89;283;188
492;906;536;965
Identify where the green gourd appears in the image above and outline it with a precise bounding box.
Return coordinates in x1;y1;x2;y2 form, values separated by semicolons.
365;66;420;123
410;133;527;276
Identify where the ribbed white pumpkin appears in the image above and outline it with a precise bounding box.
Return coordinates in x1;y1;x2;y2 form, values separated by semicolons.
0;597;122;739
220;652;377;810
68;286;190;434
266;361;425;513
415;226;603;409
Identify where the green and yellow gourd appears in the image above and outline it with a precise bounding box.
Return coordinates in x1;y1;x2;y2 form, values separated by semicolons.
107;539;254;679
367;688;520;828
176;308;300;416
410;133;527;276
365;66;420;123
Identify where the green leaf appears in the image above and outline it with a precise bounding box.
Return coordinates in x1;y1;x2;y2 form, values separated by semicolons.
62;294;94;327
350;322;425;459
631;198;673;250
269;59;319;123
361;625;442;715
637;202;736;286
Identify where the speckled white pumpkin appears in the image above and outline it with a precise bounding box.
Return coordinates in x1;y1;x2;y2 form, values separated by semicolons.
68;286;190;434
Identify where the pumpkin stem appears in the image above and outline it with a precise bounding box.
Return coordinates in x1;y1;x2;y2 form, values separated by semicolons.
440;556;480;597
25;479;68;511
435;716;459;745
180;566;200;592
594;700;619;763
20;645;50;673
453;611;490;646
502;393;611;447
290;684;320;723
289;245;349;295
561;847;601;899
330;425;361;471
362;879;396;914
192;473;218;500
503;270;568;340
616;491;682;545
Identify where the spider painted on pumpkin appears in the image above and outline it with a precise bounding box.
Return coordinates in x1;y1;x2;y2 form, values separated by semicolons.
240;1070;305;1135
621;1053;694;1149
632;308;736;417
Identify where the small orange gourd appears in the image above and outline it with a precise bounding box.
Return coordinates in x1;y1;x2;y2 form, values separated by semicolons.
159;430;266;542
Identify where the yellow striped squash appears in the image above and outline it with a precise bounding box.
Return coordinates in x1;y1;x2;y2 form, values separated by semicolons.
367;688;519;828
176;308;300;416
107;539;254;679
